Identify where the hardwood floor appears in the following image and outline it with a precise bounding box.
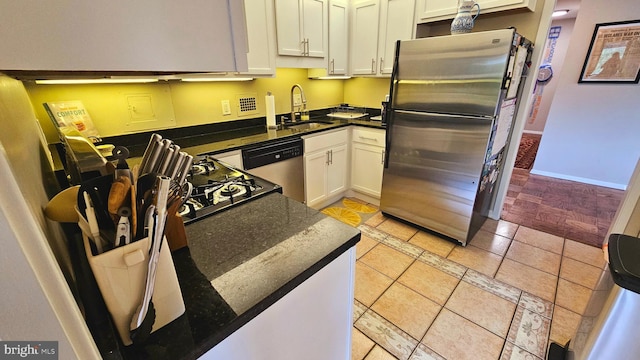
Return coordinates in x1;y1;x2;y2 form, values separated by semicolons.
501;168;625;248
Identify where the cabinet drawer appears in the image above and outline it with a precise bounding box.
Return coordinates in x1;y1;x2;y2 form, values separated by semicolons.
303;129;349;153
352;127;385;146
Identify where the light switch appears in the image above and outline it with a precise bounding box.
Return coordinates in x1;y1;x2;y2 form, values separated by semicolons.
221;100;231;115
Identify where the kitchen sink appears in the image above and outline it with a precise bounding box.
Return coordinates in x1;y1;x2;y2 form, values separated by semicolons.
284;120;333;131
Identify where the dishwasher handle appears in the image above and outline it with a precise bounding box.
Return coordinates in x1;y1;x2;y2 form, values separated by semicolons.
242;138;304;170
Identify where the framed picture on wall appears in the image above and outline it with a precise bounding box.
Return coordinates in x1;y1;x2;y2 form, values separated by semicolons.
579;19;640;84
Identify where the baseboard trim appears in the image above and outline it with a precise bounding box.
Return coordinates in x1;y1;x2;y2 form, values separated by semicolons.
529;169;627;190
345;189;380;206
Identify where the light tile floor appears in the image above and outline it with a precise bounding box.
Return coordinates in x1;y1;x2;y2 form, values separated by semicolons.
346;207;607;360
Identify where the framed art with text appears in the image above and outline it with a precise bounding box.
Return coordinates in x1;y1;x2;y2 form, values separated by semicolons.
579;19;640;84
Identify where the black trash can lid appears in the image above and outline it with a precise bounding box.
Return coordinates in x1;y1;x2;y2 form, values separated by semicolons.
608;233;640;294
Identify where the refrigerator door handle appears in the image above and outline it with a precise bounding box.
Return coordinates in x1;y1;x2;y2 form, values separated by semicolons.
384;40;401;169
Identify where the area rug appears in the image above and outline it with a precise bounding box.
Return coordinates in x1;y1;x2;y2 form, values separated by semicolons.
514;133;541;170
321;198;378;227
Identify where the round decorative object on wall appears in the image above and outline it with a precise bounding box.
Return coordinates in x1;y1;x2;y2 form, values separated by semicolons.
537;64;554;83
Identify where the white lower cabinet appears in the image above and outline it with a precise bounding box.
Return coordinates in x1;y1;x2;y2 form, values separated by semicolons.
201;247;356;360
351;128;386;198
303;129;349;208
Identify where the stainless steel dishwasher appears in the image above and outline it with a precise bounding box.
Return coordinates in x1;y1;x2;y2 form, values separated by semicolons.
242;137;305;203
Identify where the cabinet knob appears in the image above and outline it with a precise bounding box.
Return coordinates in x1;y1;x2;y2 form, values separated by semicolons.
371;58;376;74
380;58;384;73
330;59;335;74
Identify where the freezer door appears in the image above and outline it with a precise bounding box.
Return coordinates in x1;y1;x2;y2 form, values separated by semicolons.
380;110;493;244
393;29;515;117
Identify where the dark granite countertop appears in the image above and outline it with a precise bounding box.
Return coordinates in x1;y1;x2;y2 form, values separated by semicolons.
119;193;360;359
182;116;385;157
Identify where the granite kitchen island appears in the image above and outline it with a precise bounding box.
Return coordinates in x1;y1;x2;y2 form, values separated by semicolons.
118;192;360;359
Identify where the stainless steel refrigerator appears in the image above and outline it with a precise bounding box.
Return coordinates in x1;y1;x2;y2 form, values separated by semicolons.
380;29;532;245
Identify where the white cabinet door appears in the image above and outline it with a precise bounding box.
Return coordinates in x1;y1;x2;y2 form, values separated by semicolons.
415;0;536;23
327;144;348;197
378;0;416;75
351;143;385;197
243;0;276;76
303;0;328;58
350;0;380;75
275;0;305;56
304;150;329;206
303;129;349;207
350;0;415;76
0;0;247;72
275;0;327;58
328;0;349;75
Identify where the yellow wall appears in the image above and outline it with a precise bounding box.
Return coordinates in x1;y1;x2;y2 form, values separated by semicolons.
25;68;345;143
343;77;392;109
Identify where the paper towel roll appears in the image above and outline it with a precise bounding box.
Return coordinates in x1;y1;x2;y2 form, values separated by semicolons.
266;94;276;128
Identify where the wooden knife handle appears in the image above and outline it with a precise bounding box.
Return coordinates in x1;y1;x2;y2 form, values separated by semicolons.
165;212;188;252
164;198;187;251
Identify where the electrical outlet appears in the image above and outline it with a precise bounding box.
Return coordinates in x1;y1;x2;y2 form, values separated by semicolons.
293;93;302;106
221;100;231;115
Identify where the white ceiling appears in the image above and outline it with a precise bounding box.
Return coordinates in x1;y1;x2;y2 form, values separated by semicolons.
554;0;581;19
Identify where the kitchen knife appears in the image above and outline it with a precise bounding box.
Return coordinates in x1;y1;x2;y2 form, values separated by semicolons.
157;146;175;176
130;176;170;343
141;138;163;175
108;176;131;223
151;139;173;174
176;154;194;186
167;151;186;181
138;133;162;174
135;173;158;240
163;144;182;178
83;191;104;254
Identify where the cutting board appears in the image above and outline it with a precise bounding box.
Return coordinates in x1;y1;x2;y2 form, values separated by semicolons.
327;112;368;119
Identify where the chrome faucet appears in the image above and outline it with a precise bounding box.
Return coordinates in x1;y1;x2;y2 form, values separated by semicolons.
290;84;307;123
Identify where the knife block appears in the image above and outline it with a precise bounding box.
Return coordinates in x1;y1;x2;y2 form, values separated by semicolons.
77;210;185;345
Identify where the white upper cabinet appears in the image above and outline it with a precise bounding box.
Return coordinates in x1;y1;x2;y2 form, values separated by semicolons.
275;0;328;58
351;1;380;75
328;0;349;75
0;0;248;73
378;0;417;74
242;0;277;76
415;0;537;23
350;0;415;77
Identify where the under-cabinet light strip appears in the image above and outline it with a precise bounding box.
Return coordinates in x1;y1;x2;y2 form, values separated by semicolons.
180;77;255;82
35;78;159;85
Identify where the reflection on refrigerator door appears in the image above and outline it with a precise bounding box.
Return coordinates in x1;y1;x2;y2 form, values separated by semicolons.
381;110;492;243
